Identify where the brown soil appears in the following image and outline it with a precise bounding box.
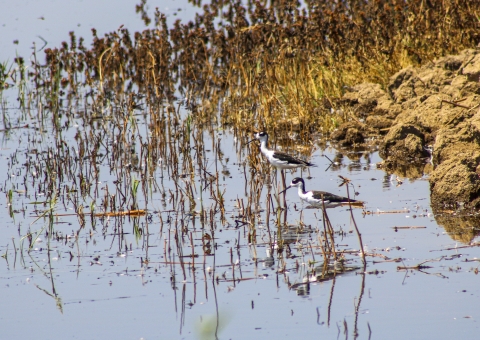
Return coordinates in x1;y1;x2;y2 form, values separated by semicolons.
332;49;480;212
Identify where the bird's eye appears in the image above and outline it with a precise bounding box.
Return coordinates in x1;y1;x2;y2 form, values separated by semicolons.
259;132;266;136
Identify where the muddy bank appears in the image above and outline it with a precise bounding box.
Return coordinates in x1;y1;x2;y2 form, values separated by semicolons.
332;49;480;210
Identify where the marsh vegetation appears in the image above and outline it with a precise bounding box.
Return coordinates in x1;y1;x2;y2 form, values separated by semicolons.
2;1;480;339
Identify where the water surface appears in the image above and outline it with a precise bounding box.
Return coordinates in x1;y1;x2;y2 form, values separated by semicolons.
1;2;480;340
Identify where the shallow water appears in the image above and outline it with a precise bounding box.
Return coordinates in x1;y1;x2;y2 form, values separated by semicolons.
1;114;478;339
0;0;198;62
1;2;480;340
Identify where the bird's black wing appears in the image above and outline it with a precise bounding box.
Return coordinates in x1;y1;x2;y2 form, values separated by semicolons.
273;151;315;166
312;191;355;203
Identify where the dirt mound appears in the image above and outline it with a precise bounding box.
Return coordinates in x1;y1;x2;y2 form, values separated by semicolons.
334;49;480;209
330;121;369;145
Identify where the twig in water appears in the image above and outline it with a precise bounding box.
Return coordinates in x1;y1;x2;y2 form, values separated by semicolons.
397;257;445;272
392;226;426;230
339;176;366;267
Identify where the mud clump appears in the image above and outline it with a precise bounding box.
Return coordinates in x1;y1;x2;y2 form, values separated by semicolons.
380;124;430;160
430;147;480;207
330;121;368;146
335;49;480;208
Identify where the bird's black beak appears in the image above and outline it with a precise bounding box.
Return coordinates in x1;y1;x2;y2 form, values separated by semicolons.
279;186;291;195
246;138;256;145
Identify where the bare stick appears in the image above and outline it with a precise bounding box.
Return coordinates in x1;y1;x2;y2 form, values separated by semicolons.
340;176;366;267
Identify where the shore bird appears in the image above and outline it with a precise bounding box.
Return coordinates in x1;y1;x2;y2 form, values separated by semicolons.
247;132;316;170
280;177;364;208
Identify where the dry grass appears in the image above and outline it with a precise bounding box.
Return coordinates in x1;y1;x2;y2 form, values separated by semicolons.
3;0;480;142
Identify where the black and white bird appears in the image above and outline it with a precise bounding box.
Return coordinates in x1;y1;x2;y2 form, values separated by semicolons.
280;177;364;208
247;132;316;170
